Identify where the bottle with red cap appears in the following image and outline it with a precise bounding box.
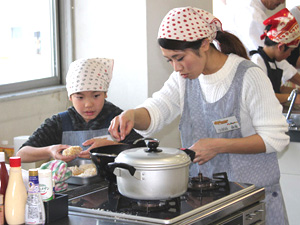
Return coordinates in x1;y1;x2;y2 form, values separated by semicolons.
5;156;27;225
0;152;8;225
0;152;8;199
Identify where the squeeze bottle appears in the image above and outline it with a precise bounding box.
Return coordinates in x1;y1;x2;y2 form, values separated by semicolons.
5;157;27;225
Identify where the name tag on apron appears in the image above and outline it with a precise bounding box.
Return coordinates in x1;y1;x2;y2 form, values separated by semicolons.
212;116;240;133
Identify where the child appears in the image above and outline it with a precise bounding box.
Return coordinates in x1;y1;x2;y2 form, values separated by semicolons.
17;58;142;162
250;8;300;104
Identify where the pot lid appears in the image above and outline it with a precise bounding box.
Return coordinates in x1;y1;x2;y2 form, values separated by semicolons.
114;139;191;168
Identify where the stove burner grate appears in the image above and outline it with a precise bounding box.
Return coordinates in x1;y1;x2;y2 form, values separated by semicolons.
117;196;181;214
188;172;230;192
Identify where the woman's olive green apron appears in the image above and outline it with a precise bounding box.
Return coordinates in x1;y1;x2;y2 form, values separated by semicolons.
179;60;288;225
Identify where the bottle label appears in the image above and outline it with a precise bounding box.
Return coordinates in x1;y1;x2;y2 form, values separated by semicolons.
28;175;40;194
26;196;44;223
39;177;53;201
0;205;3;225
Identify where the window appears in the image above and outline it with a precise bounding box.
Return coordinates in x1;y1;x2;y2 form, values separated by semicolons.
0;0;61;95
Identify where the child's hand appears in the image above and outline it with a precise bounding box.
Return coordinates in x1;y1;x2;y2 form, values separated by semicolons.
82;137;120;152
49;144;77;162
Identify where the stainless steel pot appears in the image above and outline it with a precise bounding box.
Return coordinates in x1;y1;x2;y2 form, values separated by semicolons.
108;138;195;200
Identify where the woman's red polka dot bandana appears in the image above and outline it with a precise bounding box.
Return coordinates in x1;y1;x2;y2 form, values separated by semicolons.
157;6;222;42
66;58;114;97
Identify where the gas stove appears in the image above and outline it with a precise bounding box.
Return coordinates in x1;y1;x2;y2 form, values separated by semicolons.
67;173;265;225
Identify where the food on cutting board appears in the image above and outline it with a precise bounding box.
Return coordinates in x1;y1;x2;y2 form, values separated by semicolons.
69;164;97;177
62;146;83;156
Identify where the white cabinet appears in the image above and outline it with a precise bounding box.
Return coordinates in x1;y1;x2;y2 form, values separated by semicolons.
278;142;300;225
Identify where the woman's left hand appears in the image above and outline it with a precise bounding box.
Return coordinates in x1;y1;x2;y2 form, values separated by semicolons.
189;138;222;165
78;149;91;159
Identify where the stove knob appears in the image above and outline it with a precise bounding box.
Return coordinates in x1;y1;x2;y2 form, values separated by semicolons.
246;214;253;220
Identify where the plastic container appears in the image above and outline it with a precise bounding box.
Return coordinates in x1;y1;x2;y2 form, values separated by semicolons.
5;156;27;225
0;141;14;163
38;169;53;201
25;169;46;225
43;194;68;224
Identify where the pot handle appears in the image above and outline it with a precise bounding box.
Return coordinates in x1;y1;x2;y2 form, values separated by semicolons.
107;162;136;176
180;148;196;161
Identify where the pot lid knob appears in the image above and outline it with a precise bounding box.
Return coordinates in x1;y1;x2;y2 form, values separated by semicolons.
144;138;162;153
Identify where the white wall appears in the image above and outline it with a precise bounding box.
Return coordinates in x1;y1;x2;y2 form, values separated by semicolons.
0;88;70;148
73;0;148;110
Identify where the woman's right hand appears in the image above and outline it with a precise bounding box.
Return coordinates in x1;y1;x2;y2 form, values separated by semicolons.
109;110;135;141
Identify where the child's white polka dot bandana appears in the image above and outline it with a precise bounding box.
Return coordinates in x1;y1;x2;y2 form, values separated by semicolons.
157;6;222;42
66;58;114;97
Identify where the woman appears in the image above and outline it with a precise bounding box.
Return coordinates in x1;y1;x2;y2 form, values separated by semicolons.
109;7;289;225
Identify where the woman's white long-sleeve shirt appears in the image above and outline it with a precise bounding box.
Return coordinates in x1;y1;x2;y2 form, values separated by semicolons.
137;54;289;153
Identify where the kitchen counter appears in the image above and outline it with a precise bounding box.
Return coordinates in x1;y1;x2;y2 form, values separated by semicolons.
48;213;138;225
46;178;265;225
47;180;147;225
47;180;116;225
47;180;163;225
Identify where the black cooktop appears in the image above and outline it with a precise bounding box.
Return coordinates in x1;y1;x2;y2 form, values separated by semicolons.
68;180;256;224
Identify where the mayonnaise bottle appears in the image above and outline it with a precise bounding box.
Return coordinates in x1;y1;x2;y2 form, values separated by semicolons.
38;169;53;201
5;156;27;225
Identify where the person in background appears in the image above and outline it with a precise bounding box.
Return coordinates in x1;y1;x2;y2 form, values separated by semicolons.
220;0;285;55
17;58;142;163
220;0;300;104
109;7;289;225
287;6;300;68
250;8;300;104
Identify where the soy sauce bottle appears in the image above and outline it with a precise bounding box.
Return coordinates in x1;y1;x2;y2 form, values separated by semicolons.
0;152;8;199
25;169;45;225
0;152;8;225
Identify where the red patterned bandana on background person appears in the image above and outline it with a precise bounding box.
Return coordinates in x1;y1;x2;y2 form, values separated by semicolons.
157;6;223;42
260;8;300;48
